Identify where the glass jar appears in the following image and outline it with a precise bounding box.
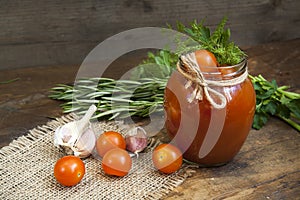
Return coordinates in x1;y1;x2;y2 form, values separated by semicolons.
164;57;256;166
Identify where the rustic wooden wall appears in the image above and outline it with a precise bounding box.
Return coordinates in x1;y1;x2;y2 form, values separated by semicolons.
0;0;299;69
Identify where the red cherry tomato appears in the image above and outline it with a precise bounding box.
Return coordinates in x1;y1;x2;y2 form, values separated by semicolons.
195;50;218;66
54;155;85;186
195;49;237;80
218;65;238;78
102;148;132;177
96;131;126;157
152;143;183;174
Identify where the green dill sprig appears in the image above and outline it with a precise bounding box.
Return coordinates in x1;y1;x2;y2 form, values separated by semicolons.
176;17;246;65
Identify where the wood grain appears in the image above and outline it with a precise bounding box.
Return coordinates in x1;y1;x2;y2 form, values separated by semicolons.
164;118;300;199
0;0;299;69
0;39;299;199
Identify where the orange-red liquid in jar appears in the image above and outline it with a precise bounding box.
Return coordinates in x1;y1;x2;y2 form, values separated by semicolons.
164;60;256;166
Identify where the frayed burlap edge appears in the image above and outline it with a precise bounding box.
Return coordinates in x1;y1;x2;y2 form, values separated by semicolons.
0;114;76;158
0;113;196;200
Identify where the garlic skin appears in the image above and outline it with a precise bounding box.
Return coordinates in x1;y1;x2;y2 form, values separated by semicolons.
125;126;148;155
54;105;97;158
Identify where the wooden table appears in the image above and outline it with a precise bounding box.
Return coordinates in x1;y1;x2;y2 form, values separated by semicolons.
0;39;299;199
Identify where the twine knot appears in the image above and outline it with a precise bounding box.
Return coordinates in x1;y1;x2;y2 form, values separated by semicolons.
177;52;248;109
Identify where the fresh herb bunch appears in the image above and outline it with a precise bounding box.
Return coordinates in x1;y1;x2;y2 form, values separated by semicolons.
132;17;245;79
50;72;300;131
176;17;246;65
49;77;167;120
130;50;177;80
49;18;300;131
250;75;300;131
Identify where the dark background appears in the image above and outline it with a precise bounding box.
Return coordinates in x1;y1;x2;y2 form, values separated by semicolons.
0;0;299;70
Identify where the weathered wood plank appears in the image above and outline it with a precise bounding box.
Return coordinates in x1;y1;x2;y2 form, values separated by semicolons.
0;65;79;147
246;38;300;91
0;0;299;69
164;118;300;199
0;39;299;199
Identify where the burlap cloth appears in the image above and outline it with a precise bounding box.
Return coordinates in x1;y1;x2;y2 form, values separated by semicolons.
0;113;194;200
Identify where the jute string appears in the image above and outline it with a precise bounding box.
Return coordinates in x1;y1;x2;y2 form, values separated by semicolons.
177;52;248;109
0;113;194;200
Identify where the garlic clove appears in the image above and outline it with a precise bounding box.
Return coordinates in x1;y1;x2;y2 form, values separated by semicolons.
54;121;78;147
54;104;97;158
73;128;96;158
125;126;148;155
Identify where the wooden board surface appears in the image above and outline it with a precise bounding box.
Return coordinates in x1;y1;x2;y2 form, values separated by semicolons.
0;0;299;69
0;39;299;199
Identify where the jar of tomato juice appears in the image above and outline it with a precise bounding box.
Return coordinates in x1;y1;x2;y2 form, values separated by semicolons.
164;51;256;166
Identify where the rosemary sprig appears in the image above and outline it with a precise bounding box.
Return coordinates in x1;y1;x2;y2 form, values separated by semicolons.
49;77;167;120
0;78;20;84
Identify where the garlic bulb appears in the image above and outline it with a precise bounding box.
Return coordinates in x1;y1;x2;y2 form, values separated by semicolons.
54;104;97;158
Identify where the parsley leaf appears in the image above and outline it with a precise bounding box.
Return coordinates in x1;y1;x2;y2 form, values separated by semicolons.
250;75;300;131
130;50;178;80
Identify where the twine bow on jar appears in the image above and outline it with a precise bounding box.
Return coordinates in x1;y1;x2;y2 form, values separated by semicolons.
177;52;249;109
